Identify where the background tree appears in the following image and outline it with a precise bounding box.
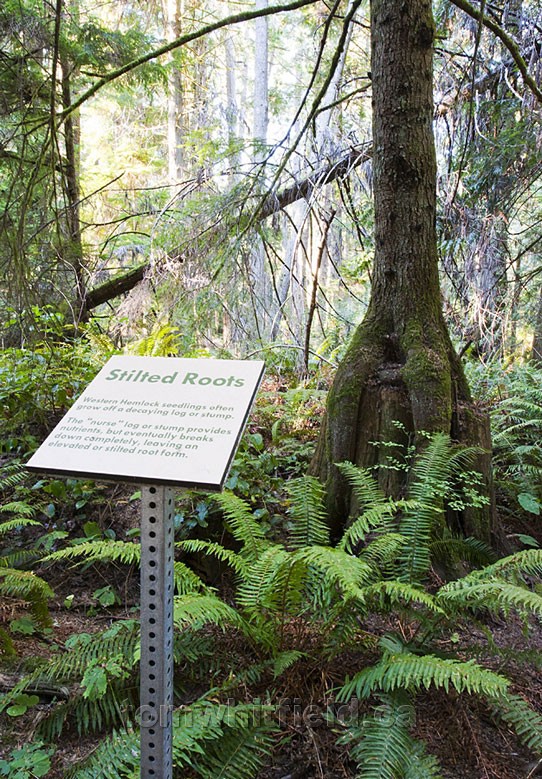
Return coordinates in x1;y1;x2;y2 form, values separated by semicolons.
310;0;494;541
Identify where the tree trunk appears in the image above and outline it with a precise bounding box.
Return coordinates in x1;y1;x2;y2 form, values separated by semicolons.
310;0;495;543
165;0;184;182
531;283;542;365
60;53;86;325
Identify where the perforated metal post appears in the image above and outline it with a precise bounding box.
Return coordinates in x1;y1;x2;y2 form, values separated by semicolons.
140;485;175;779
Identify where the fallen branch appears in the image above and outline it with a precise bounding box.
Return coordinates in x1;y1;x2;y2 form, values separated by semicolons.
83;144;372;312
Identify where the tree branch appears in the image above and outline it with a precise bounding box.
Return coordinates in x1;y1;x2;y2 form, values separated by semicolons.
57;0;321;123
449;0;542;104
83;144;372;312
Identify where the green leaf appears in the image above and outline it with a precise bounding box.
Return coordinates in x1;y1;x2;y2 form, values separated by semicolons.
6;704;27;717
83;521;102;538
81;665;108;699
9;616;36;635
518;492;540;515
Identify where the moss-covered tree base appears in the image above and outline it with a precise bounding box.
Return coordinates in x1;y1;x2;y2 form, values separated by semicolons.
310;319;496;544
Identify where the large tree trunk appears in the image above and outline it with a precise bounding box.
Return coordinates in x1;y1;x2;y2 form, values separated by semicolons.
310;0;495;543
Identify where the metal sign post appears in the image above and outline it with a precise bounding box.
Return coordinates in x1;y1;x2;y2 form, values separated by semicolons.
139;485;175;779
26;356;266;779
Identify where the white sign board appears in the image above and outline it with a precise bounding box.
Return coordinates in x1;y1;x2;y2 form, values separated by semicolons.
26;356;265;490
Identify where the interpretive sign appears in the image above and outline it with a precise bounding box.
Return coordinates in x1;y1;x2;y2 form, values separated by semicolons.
26;355;265;779
26;355;265;490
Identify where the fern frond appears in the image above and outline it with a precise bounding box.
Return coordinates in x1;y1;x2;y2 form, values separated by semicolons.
5;621;139;697
0;463;28;491
336;461;388;513
397;434;460;584
0;568;53;626
65;728;139;779
397;502;440;585
430;536;496;570
363;581;445;615
477;548;542;580
38;681;132;740
439;548;542;589
489;693;542;755
438;581;542;619
0;502;38;519
272;649;305;678
291;546;373;600
179;539;248;578
173;560;207;595
340;693;443;779
358;533;406;571
403;740;444;779
0;549;41;568
236;545;289;613
43;540;141;567
195;718;276;779
213;492;268;561
408;434;454;502
338;653;510;701
339;503;414;553
287;475;329;548
174;593;247;633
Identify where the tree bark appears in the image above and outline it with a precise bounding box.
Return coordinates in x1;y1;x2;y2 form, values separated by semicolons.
310;0;495;543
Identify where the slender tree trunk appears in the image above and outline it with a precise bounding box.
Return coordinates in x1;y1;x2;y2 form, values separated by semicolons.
253;0;269;158
310;0;495;542
60;55;85;324
165;0;184;182
531;283;542;365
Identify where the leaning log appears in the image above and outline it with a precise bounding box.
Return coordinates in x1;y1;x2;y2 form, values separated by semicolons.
82;144;372;313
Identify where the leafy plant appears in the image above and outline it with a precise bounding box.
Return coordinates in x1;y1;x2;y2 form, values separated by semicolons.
177;435;542;775
0;742;55;779
489;362;542;521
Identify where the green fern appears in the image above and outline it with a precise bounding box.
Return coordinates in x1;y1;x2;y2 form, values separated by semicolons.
43;540;142;567
173;593;249;634
195;717;276;779
488;693;542;755
338;652;510;701
357;533;406;572
291;545;373;602
0;462;28;491
339;502;410;553
336;460;389;514
362;581;445;615
65;700;275;779
0;568;53;626
0;503;38;521
338;693;443;779
438;580;542;619
3;621;139;711
128;322;183;357
235;545;290;615
213;492;268;561
286;475;329;548
474;547;542;580
65;728;140;779
429;535;495;570
179;538;248;578
38;682;133;740
396;434;455;584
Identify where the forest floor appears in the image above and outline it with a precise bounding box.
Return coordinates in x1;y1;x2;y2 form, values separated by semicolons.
0;572;542;779
3;558;542;779
1;381;542;778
